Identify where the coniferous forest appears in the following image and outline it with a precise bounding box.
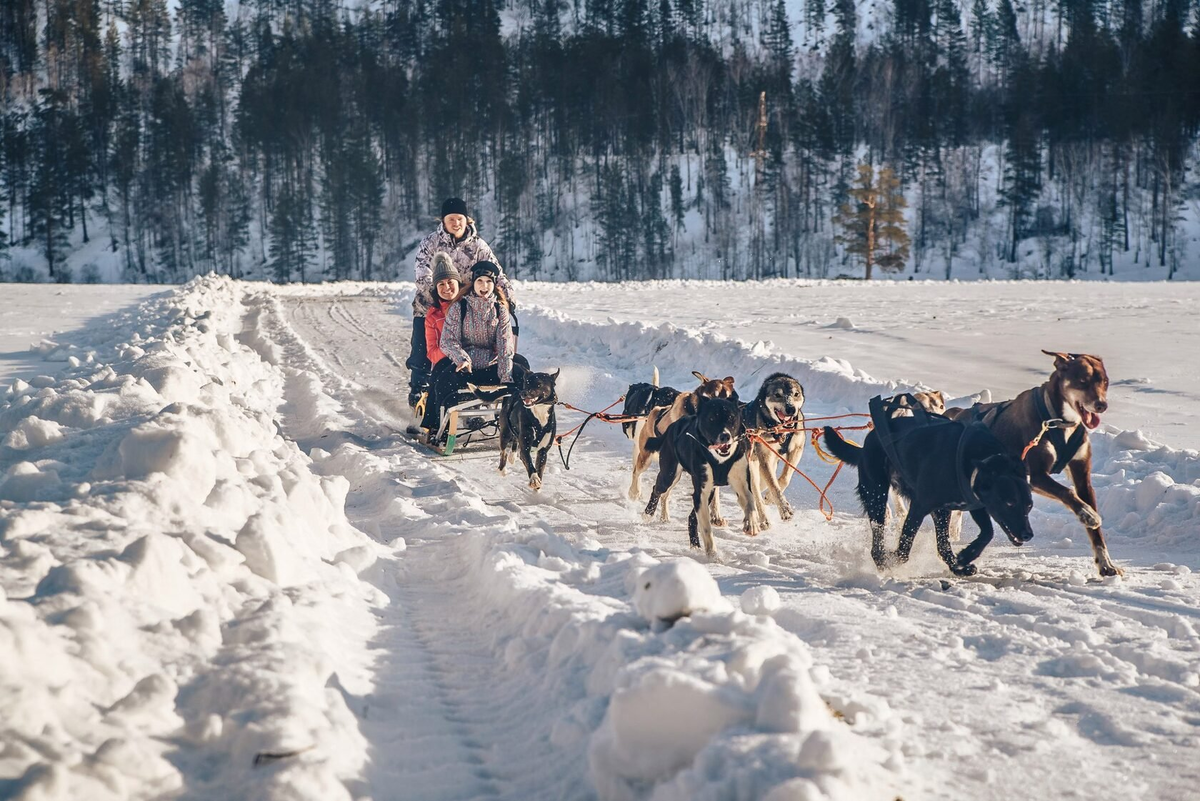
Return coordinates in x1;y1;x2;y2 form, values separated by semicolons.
1;0;1198;283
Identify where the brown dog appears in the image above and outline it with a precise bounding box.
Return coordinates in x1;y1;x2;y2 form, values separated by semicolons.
628;371;737;512
945;350;1117;576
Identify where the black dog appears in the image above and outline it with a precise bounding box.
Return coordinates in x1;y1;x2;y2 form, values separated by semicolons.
498;369;559;490
622;368;681;440
643;396;764;556
822;409;1034;577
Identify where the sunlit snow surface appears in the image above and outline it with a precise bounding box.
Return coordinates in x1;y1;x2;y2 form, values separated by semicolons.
1;278;1197;800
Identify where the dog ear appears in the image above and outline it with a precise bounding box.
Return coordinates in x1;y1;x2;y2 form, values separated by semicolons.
549;368;560;382
722;377;735;387
1041;349;1073;367
692;370;709;383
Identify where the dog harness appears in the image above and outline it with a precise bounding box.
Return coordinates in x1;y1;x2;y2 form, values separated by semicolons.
869;394;985;512
963;389;1084;474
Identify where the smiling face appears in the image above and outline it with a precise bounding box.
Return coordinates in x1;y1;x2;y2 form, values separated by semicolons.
436;277;460;301
473;275;494;297
1045;351;1109;429
443;213;467;238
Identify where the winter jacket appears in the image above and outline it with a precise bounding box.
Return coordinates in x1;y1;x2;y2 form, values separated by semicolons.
412;220;513;316
440;294;514;383
425;300;454;366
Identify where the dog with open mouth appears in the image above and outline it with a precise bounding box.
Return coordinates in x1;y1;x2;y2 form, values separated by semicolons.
642;396;764;556
496;368;559;490
823;405;1035;577
945;350;1118;576
628;371;738;510
743;373;806;523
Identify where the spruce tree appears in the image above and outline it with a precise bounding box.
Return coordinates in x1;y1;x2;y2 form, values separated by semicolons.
833;162;911;279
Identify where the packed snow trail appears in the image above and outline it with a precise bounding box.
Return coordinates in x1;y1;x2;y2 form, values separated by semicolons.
267;283;1200;801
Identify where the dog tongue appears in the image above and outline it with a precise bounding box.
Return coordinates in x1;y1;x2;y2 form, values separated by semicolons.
1082;410;1101;430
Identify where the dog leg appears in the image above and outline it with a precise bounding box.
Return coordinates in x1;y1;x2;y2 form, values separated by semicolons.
1066;458;1121;577
758;448;793;522
629;443;651;501
695;476;717;555
729;462;762;537
948;510;962;542
749;460;771;531
708;489;727;528
535;444;549;486
938;509;982;576
645;450;681;522
860;484;891;570
952;509;995;571
498;411;511;475
894;506;927;565
775;436;803;493
1029;470;1104;537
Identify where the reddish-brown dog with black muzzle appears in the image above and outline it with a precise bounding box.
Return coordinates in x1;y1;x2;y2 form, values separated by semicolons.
946;350;1117;576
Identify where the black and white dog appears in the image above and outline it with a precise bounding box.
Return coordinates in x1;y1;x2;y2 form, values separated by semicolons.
822;413;1034;577
643;396;764;556
498;369;559;490
744;373;806;522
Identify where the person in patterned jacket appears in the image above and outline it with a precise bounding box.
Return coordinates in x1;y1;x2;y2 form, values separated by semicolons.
406;198;515;407
419;261;515;439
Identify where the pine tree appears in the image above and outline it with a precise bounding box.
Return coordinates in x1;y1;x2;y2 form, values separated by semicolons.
833;162;910;279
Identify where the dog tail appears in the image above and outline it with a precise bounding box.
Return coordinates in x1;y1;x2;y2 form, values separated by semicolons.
652;366;659;388
821;426;861;466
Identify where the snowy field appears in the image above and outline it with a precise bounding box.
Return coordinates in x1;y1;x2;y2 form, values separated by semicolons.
1;277;1199;800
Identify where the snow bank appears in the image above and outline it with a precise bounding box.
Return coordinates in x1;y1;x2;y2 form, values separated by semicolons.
0;276;380;800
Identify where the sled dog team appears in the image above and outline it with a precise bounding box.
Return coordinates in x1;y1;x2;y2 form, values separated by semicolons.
622;349;1116;579
405;198;1117;578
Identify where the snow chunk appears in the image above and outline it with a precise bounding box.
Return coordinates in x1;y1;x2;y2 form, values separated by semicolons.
3;417;66;449
741;585;782;616
633;560;732;624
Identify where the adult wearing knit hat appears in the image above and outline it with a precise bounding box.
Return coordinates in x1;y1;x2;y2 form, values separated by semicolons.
406;199;513;409
441;197;469;219
431;252;462;285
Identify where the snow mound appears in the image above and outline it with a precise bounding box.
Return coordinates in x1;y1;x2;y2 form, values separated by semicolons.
633;559;732;624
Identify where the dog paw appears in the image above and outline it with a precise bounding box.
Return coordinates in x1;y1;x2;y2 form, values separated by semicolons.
950;561;978;577
529;475;542;491
1096;556;1123;577
743;521;761;538
711;516;728;528
779;502;794;521
627;487;642;501
758;516;772;532
1077;504;1103;529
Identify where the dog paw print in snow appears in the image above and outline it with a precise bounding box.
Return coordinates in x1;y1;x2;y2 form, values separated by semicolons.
633;560;732;626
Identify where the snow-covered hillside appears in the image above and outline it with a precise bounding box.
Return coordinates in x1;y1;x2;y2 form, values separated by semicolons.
1;278;1198;800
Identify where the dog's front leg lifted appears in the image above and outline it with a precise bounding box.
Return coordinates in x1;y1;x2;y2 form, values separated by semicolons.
1067;458;1121;577
516;433;541;490
937;509;982;576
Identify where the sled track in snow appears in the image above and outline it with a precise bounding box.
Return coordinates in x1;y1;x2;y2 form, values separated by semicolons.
263;287;1200;801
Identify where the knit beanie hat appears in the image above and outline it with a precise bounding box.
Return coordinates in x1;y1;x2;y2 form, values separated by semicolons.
471;261;501;282
430;253;460;285
441;197;468;218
